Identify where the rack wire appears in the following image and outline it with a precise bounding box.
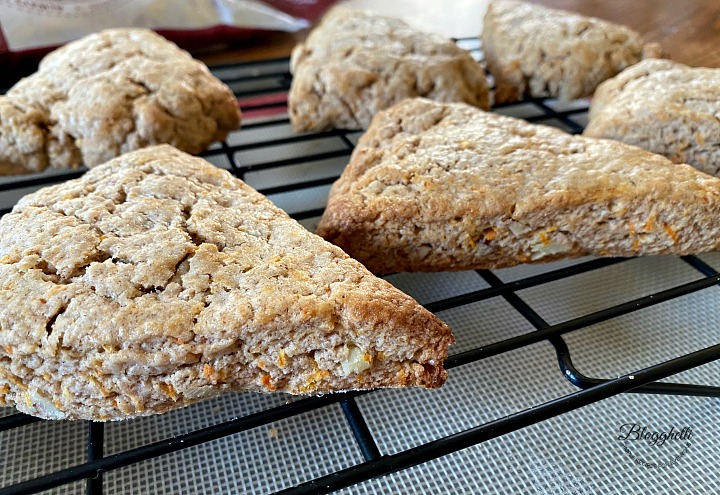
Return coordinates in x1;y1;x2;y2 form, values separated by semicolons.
1;38;720;495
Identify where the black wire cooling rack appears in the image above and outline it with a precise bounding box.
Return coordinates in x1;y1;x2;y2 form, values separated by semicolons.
1;38;720;495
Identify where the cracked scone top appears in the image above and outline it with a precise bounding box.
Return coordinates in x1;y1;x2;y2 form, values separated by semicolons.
482;0;657;103
317;98;720;274
0;28;240;175
584;59;720;176
288;7;489;132
0;145;452;421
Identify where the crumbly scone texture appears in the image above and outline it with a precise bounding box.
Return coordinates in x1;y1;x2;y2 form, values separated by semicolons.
289;7;489;132
317;98;720;274
482;0;655;103
584;58;720;176
0;29;240;175
0;145;452;421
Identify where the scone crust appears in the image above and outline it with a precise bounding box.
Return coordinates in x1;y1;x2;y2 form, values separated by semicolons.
584;58;720;176
0;145;451;420
0;29;241;175
289;7;489;132
482;0;646;103
317;98;720;274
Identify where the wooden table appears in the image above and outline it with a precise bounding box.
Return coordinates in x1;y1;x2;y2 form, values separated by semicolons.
201;0;720;68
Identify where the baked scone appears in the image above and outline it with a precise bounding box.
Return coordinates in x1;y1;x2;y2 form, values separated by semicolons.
0;29;240;175
584;58;720;176
0;145;452;421
289;7;489;132
482;0;659;103
317;98;720;274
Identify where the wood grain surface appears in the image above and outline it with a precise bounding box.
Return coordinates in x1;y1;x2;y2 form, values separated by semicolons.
201;0;720;68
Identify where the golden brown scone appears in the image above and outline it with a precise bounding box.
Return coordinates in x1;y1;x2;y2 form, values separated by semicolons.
482;0;659;104
289;7;489;132
584;58;720;176
0;29;240;175
0;145;452;421
317;98;720;274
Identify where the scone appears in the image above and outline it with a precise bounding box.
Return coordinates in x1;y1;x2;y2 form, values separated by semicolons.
0;29;240;175
317;98;720;274
584;58;720;176
482;0;659;103
0;145;452;421
289;7;489;132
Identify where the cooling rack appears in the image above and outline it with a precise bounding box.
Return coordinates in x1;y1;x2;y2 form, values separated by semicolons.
1;38;720;495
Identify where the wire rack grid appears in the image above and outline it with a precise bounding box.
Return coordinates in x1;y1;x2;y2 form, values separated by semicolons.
1;38;720;495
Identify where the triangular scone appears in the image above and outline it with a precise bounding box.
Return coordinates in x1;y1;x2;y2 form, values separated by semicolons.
482;0;658;103
0;29;240;175
0;145;452;421
289;7;489;132
317;98;720;274
584;58;720;176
